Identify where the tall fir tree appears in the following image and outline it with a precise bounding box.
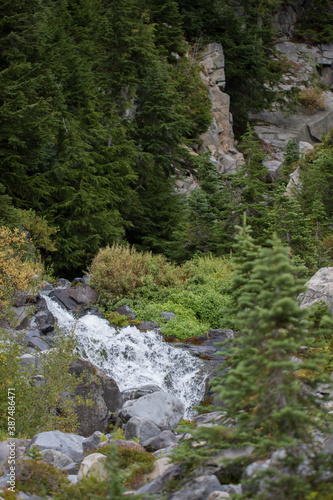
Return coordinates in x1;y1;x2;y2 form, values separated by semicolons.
206;224;331;453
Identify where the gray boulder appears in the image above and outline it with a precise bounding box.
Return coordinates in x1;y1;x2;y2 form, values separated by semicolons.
124;417;161;444
50;285;98;311
299;267;333;312
119;390;184;431
167;475;223;500
82;431;104;455
76;306;104;319
33;297;55;333
40;449;73;469
68;358;123;436
122;384;162;402
22;330;49;351
161;312;175;322
53;278;71;289
26;431;85;462
113;305;136;319
137;321;160;332
136;463;184;495
143;430;178;451
12;306;33;330
0;439;30;472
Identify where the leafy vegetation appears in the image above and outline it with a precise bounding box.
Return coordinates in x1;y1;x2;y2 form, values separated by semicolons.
90;246;233;340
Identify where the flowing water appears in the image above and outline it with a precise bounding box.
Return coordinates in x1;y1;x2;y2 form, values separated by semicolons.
44;296;208;418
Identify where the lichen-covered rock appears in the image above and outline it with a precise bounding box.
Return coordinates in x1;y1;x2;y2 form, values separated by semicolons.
68;358;123;437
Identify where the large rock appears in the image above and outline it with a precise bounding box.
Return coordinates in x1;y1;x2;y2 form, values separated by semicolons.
299;267;333;312
0;439;30;472
77;453;107;481
136;463;184;495
33;297;55;334
122;384;162;402
68;358;123;437
251;41;333;179
49;285;98;311
142;430;178;451
40;449;73;469
119;391;184;431
124;416;161;444
167;475;223;500
26;431;85;462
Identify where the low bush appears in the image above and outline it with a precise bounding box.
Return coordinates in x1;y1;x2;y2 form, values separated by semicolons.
297;87;326;114
16;458;69;496
89;243;184;303
97;444;155;488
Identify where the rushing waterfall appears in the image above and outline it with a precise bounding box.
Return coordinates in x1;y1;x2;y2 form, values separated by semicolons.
44;296;208;418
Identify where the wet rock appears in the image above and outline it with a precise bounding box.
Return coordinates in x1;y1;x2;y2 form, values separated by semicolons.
26;431;85;462
137;321;160;332
12;306;33;330
50;285;98;311
68;358;123;437
119;391;184;431
122;384;163;402
182;329;234;362
76;306;104;319
33;297;55;333
22;330;50;351
167;475;223;500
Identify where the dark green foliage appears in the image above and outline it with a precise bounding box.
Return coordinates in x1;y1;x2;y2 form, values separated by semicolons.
295;0;333;43
208;223;331;452
177;0;284;135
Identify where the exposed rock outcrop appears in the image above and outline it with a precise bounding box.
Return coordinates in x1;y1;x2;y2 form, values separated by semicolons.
299;267;333;312
175;43;243;195
251;41;333;179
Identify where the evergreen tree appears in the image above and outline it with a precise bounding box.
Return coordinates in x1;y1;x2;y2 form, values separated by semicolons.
176;0;284;135
264;186;317;272
227;124;269;241
207;225;330;453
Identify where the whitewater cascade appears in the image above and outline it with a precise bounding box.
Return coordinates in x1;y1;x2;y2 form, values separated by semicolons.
44;296;208;418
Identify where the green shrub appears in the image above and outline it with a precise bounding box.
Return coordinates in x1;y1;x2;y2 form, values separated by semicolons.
98;444;155;488
89;243;184;303
16;458;69;496
0;328;85;438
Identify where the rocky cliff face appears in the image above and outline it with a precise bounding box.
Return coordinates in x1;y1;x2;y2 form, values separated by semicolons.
251;41;333;179
175;43;243;196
